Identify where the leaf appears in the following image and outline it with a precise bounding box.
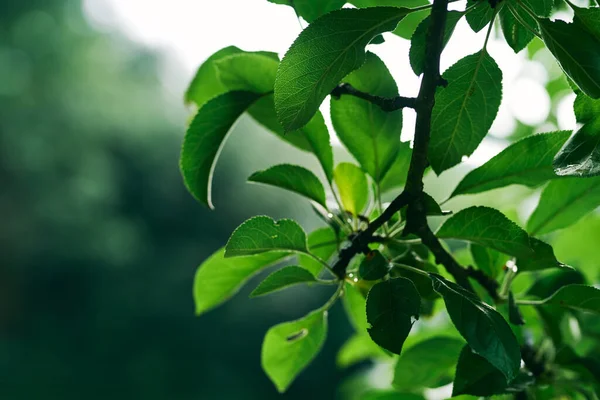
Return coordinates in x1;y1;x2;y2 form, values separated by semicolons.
574;91;600;123
409;11;463;75
225;216;308;257
517;237;563;271
331;52;402;182
539;18;600;99
337;334;388;368
334;163;369;215
180;91;263;208
194;249;289;315
436;206;533;258
185;46;243;107
508;292;526;325
267;0;346;22
572;5;600;41
262;309;327;392
429;51;503;173
522;0;553;17
527;176;600;235
299;226;338;275
532;284;600;314
554;118;600;177
470;243;509;278
359;250;390;281
500;5;536;53
275;7;410;131
366;278;421;354
453;346;533;396
215;52;279;93
451;131;571;197
302;112;335;182
248;164;327;207
431;274;521;381
465;0;495;32
361;391;425;400
343;282;369;332
380;141;412;194
250;266;317;297
392;336;464;390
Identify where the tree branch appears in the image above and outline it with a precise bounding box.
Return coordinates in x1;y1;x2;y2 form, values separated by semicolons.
331;83;417;112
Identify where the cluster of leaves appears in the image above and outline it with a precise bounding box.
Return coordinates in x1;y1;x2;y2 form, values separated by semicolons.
181;0;600;398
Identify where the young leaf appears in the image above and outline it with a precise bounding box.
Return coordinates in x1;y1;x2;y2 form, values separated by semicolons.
359;250;390;281
275;7;410;131
465;0;495;32
343;282;369;332
410;11;463;75
431;275;521;381
337;334;388;368
453;346;525;396
527;176;600;235
500;5;536;53
225;216;308;257
250;266;316;298
331;52;402;182
470;243;509;278
553;119;600;177
451;131;571;197
436;206;533;258
429;51;503;173
262;309;328;392
366;278;421;355
334;163;369;215
392;336;464;390
380;141;412;194
299;227;338;275
194;249;289;315
539;18;600;99
248;164;327;207
215;52;279;93
185;46;243;107
180;91;263;208
531;284;600;314
267;0;345;22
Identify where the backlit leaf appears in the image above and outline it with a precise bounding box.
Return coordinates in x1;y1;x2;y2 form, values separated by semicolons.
225;216;308;257
470;243;509;278
299;227;338;275
250;266;317;297
275;7;410;131
465;0;495;32
337;334;389;368
553;119;600;177
334;163;369;216
380;141;412;194
429;51;503;173
343;282;369;332
366;278;421;354
267;0;346;22
500;4;536;53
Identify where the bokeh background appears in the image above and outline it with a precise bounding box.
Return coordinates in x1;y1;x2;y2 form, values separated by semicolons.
0;0;596;399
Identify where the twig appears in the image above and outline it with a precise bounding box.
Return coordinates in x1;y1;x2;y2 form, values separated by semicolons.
331;83;417;112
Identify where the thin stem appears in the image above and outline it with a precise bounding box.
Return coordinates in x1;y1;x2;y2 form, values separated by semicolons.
392;262;429;277
515;299;545;306
482;6;499;51
321;281;345;311
302;251;338;277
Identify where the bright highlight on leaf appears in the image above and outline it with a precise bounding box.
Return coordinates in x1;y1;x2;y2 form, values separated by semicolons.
274;6;410;132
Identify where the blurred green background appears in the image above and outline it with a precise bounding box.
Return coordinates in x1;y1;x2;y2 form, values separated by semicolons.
0;0;355;398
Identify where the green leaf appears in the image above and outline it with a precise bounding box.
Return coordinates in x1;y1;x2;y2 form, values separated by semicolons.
380;141;412;194
431;275;521;381
180;91;263;208
299;226;338;275
392;336;464;390
517;237;563;271
453;346;530;396
470;243;509;278
539;18;600;99
366;278;421;354
194;248;289;315
500;5;536;53
225;216;308;257
508;292;526;325
429;51;503;173
215;52;279;93
262;309;327;392
334;163;369;215
275;7;410;131
410;11;463;75
337;334;388;368
348;0;430;40
465;0;495;32
361;391;425;400
343;282;369;332
250;266;317;297
574;91;600;123
527;176;600;235
331;52;403;182
572;5;600;41
436;206;533;258
451;131;571;197
302;112;335;182
553;118;600;177
267;0;346;22
531;284;600;314
184;46;243;107
359;250;390;281
522;0;553;17
248;164;327;207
